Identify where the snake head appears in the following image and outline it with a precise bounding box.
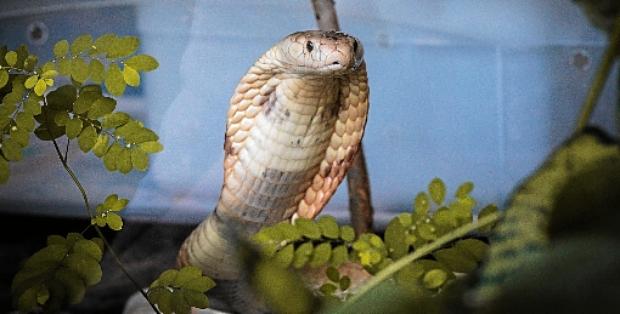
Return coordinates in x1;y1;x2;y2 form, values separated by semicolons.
276;30;364;75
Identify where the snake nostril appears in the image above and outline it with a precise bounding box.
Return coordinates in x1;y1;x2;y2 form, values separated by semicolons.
332;61;339;65
353;39;358;52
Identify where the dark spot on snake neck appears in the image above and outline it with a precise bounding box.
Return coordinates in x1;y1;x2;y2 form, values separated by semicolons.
306;41;314;52
285;109;290;117
264;93;277;117
297;139;301;145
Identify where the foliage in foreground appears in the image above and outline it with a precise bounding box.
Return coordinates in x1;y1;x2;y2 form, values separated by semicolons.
251;178;498;313
5;34;212;314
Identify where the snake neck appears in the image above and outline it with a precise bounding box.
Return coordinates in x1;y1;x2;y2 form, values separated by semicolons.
216;75;341;232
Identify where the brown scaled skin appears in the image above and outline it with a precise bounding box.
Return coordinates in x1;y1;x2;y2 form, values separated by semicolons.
177;30;369;313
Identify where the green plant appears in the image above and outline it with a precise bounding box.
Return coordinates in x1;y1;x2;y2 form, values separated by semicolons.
251;178;500;312
4;34;213;314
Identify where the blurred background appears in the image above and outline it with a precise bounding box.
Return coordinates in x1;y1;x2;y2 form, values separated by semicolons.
0;0;616;224
0;0;617;312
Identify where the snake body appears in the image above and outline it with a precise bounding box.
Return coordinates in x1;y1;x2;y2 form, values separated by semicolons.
177;30;369;312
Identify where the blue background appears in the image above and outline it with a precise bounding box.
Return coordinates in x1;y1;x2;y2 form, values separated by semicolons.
0;0;617;226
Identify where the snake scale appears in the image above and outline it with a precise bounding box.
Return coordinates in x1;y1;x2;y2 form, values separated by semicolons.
177;30;369;312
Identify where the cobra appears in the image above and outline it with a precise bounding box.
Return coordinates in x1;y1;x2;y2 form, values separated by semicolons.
177;30;369;312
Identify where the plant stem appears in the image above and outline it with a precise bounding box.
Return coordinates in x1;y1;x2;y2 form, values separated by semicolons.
50;137;161;314
337;212;501;312
575;16;620;133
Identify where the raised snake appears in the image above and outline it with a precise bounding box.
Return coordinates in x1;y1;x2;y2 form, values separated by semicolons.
177;30;369;312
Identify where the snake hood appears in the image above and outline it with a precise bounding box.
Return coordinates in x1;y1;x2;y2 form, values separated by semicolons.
178;30;369;313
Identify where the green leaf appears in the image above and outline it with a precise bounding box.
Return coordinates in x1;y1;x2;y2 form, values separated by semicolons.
34;79;47;96
330;245;348;267
78;125;97;152
88;59;105;83
65;118;83;139
339;276;351;291
103;143;122;171
46;85;77;111
5;51;17;66
417;223;436;241
102;112;130;129
24;96;42;115
104;63;125;96
106;212;123;231
171;290;190;314
326;266;340;282
63;253;102;286
182;276;215;293
174;266;202;286
433;247;477;273
428;177;446;205
414;192;430;216
87;97;116;119
71;34;93;55
53;40;69;57
274;221;302;242
293;242;313;269
148;288;173;314
73;89;101;114
122;65;140;87
117;148;132;174
107;36;139;58
114;120;158;144
23;55;38;72
92;134;110;157
42;61;56;73
137;141;163;154
41;70;58;80
54;111;69;126
58;59;71;75
70;58;89;83
295;218;321;240
93;34;116;55
0;157;9;183
455;238;489;261
274;243;294;268
125;54;159;71
73;239;103;261
0;69;8;88
252;260;315;314
25;75;39;89
11;128;30;147
309;242;331;267
317;216;339;239
340;225;355;242
148;267;214;313
320;283;337;296
1;138;22;161
385;218;408;259
15;112;35;131
54;269;85;304
422;269;448;289
151;269;178;287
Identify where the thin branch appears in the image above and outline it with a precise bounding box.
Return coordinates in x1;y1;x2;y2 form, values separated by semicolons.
310;0;374;235
311;0;340;31
64;138;70;162
336;212;501;313
43;100;160;314
575;15;620;133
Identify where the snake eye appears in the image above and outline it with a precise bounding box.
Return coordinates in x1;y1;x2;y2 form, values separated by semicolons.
306;41;314;52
